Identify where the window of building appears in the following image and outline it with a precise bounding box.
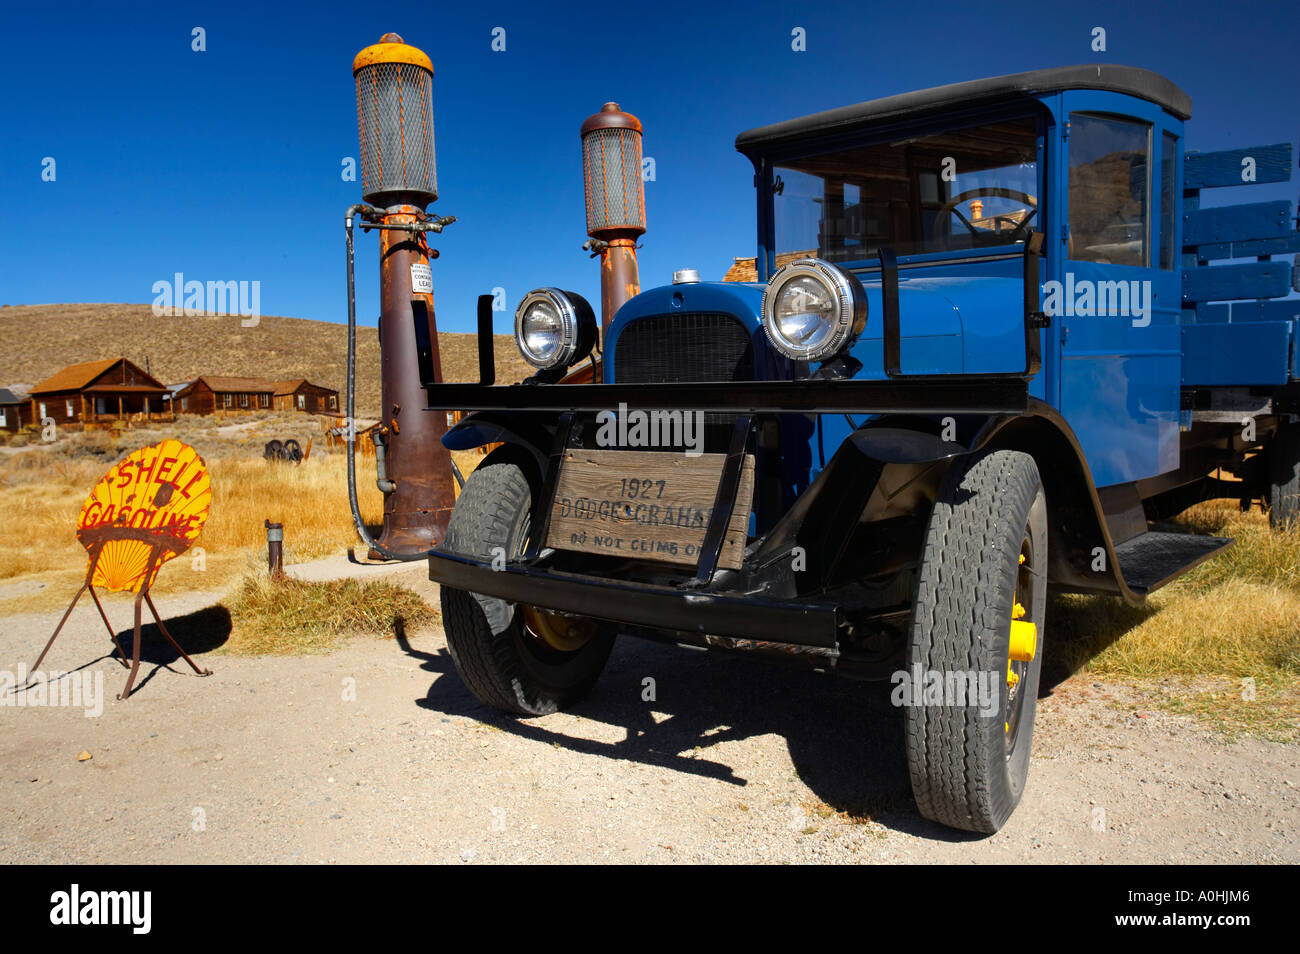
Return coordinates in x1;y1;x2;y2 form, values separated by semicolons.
241;393;249;408
66;399;75;417
260;393;269;408
297;394;305;410
329;395;337;410
181;396;188;411
39;402;47;420
1068;113;1151;267
0;410;7;427
223;393;232;408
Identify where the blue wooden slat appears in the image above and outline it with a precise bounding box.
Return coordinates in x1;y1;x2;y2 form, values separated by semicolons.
1196;232;1300;261
1184;143;1293;189
1192;300;1300;322
1193;303;1231;323
1181;262;1291;302
1226;299;1300;322
1183;201;1293;246
1181;321;1293;385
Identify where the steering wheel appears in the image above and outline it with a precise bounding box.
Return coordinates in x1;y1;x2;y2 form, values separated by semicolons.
936;187;1038;246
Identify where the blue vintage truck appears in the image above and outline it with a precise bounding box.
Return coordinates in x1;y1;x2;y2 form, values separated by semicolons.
419;65;1299;833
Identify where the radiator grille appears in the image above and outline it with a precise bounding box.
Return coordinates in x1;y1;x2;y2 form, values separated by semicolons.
612;312;754;384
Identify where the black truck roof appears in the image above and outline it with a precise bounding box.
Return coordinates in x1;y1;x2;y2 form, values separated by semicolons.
735;64;1192;154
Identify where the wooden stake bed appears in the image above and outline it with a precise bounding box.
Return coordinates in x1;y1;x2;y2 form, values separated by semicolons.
545;449;755;570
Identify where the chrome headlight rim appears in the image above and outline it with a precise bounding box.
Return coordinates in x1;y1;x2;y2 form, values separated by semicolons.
513;287;596;370
760;258;868;362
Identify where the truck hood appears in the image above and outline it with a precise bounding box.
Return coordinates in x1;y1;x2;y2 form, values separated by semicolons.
607;275;1029;379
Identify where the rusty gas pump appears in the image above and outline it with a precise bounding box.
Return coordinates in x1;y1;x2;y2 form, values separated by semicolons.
344;33;458;561
572;102;645;382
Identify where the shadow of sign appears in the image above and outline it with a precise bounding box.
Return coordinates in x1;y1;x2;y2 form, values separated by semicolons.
104;604;232;694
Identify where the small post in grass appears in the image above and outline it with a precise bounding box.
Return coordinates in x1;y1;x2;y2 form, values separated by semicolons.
265;520;284;579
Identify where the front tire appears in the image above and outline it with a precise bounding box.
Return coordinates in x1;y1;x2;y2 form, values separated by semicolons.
904;449;1047;833
440;447;615;716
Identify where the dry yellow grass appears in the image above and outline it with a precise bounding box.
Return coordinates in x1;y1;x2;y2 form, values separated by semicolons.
0;410;492;617
223;570;435;655
1051;502;1300;678
0;447;387;612
1048;500;1300;739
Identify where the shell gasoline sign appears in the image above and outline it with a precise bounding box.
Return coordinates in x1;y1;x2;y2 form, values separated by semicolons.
76;439;212;593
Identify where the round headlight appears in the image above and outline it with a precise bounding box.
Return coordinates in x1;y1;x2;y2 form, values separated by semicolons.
761;259;867;361
514;288;597;370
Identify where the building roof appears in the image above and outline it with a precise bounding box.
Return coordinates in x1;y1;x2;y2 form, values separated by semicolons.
173;375;336;399
0;388;24;405
269;379;337;396
28;358;119;394
723;258;760;283
29;357;166;395
186;375;276;394
723;250;818;283
735;64;1192;155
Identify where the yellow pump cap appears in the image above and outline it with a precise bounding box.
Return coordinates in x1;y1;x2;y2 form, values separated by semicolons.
353;33;433;74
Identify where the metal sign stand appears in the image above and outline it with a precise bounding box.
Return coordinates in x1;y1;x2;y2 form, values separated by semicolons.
22;540;211;701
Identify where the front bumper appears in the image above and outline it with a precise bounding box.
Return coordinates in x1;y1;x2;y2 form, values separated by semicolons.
428;550;841;652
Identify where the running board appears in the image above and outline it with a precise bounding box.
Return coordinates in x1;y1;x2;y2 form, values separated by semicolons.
1113;531;1234;596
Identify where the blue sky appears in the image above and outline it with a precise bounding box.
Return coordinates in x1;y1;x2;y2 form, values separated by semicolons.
1;0;1296;333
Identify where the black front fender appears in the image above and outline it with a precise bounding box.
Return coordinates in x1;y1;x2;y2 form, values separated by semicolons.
442;410;558;475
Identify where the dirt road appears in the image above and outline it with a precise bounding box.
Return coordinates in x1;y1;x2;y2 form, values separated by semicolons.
1;569;1296;864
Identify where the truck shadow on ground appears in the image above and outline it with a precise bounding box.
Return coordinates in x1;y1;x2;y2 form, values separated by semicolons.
401;591;1161;840
1040;594;1157;693
402;632;971;839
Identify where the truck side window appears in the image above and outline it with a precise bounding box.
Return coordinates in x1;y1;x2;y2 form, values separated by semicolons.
1159;131;1177;270
1068;113;1150;267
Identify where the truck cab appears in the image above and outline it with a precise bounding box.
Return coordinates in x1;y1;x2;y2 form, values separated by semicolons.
424;65;1300;834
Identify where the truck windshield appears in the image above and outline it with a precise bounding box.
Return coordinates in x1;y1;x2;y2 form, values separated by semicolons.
773;114;1039;263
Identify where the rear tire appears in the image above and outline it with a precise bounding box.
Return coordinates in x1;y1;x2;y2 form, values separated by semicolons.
904;449;1047;834
440;447;614;716
1268;424;1300;528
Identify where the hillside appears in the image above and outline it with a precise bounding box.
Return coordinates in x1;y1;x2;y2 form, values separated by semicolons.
0;304;533;417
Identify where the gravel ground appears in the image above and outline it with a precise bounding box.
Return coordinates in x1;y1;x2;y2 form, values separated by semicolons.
0;568;1296;864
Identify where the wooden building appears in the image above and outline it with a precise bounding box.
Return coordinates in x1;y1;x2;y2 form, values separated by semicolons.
173;376;274;414
171;375;340;415
270;379;340;415
0;388;30;433
27;358;170;428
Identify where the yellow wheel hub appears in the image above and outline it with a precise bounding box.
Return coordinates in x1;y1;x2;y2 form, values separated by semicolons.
1010;619;1037;662
522;606;598;652
1006;544;1037;737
